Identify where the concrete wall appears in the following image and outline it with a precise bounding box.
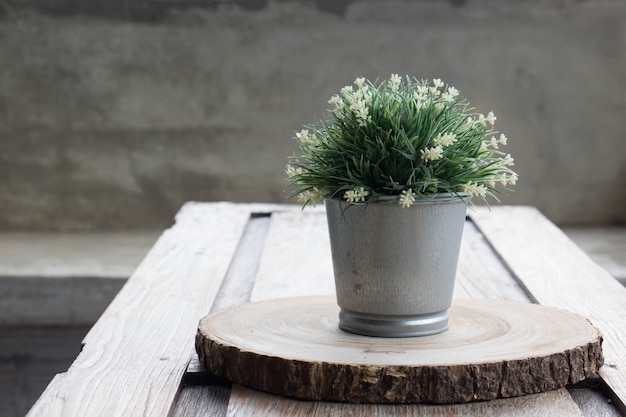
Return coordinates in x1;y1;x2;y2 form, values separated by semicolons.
1;0;625;230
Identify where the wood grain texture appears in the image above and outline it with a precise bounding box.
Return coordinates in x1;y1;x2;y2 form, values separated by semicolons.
222;209;586;414
250;209;334;302
455;221;531;302
26;203;609;416
197;296;602;404
470;206;626;412
226;384;585;417
569;385;623;417
25;203;263;417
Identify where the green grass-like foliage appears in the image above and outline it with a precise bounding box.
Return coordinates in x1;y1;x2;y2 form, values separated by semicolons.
287;75;517;208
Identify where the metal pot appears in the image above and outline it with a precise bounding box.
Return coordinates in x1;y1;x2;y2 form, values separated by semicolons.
325;194;470;337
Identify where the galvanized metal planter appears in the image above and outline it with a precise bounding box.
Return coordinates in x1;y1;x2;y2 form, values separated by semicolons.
325;194;470;337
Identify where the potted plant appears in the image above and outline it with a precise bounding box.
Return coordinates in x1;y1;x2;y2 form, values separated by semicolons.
286;75;517;337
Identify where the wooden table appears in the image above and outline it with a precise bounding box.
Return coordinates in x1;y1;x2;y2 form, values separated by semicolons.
26;203;626;417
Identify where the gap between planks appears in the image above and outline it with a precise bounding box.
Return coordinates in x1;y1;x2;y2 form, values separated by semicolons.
26;203;258;417
210;213;273;313
183;213;272;385
470;206;626;415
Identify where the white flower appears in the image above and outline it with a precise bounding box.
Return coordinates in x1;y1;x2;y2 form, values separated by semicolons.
447;86;459;97
416;85;429;95
501;154;515;166
285;165;304;177
340;85;354;100
413;92;428;110
420;146;444;162
389;74;402;91
441;92;455;103
355;187;369;201
465;116;474;127
296;193;309;205
429;86;441;96
432;133;457;147
487;136;499;149
349;99;365;113
341;85;353;95
475;112;496;127
296;129;317;146
344;187;369;203
497;172;518;186
353;85;373;106
434;102;446;116
461;181;488;197
399;188;416;208
354;77;366;88
413;91;427;102
297;188;324;206
328;95;343;108
499;134;508;146
433;78;444;89
349;99;371;127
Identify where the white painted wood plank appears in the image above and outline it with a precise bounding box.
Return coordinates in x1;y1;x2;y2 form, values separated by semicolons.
227;384;583;417
250;210;335;301
26;202;255;417
455;221;530;302
470;206;626;413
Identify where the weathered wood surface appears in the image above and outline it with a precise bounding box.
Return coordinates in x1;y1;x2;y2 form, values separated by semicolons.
197;296;603;404
250;209;334;301
25;203;282;417
169;385;230;417
455;222;530;303
219;207;591;415
471;206;626;414
26;203;622;417
226;384;586;417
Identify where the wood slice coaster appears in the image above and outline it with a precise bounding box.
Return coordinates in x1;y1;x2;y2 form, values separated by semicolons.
196;296;603;404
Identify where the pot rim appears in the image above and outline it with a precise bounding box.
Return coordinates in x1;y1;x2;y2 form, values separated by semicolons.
325;192;471;206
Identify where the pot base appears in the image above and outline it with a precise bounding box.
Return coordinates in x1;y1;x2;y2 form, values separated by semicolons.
338;308;449;337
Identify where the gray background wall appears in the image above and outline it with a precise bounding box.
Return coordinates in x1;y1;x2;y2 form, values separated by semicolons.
1;0;625;230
